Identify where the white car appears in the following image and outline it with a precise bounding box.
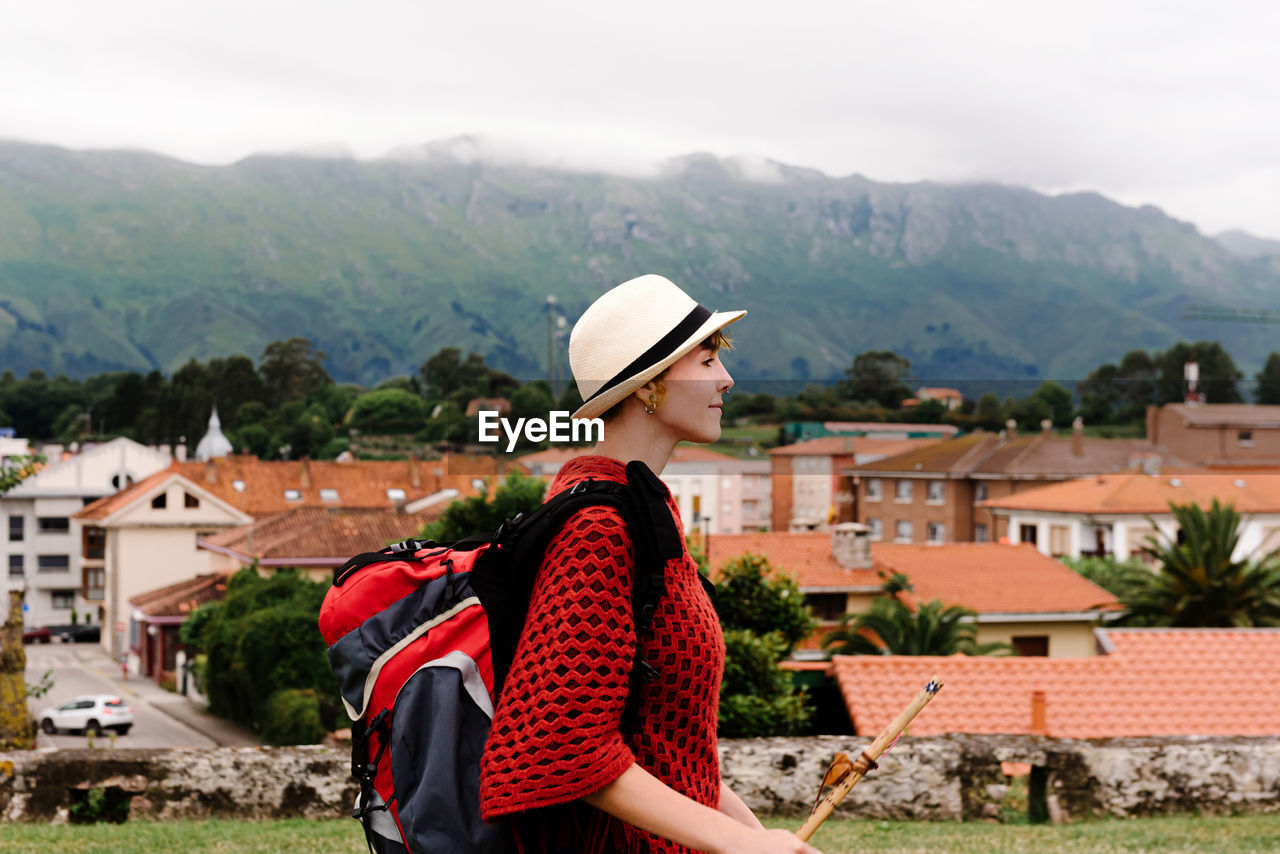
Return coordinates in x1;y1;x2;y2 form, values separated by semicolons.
38;695;134;736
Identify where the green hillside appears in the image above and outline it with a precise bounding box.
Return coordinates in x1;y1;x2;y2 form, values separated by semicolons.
1;140;1274;387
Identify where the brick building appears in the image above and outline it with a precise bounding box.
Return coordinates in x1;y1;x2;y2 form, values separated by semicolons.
1147;403;1280;465
851;422;1183;545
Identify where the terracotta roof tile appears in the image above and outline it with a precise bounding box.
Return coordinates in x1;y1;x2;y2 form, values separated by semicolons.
982;469;1280;514
833;628;1280;737
770;436;943;458
855;432;1189;477
821;422;961;436
1166;404;1280;428
201;506;446;565
707;534;1115;614
76;455;499;520
129;573;230;617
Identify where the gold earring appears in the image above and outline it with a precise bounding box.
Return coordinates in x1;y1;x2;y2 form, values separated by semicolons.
644;393;657;415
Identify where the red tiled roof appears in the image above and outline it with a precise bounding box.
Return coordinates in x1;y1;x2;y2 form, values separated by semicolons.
822;422;961;436
707;534;1116;614
833;628;1280;737
129;573;230;618
982;469;1280;514
855;432;1186;478
201;507;445;565
76;455;498;520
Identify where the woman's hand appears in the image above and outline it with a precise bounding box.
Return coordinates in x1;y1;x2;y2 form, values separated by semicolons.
585;765;822;854
711;827;822;854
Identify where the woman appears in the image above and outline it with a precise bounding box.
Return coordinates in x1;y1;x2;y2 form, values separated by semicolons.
480;275;820;854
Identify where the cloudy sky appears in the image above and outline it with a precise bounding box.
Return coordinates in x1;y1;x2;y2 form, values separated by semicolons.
4;0;1279;238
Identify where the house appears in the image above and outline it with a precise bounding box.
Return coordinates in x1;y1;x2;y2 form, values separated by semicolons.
74;454;494;665
981;469;1280;560
710;526;1116;658
199;506;450;583
128;573;229;685
513;444;772;534
852;420;1186;545
1147;403;1280;466
0;437;170;627
832;628;1280;737
464;397;511;418
770;436;946;532
914;387;964;411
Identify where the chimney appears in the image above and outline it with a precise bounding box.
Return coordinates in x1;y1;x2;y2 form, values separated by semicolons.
831;522;872;570
299;456;312;489
1030;690;1048;736
1040;419;1053;437
1005;419;1017;439
409;454;422;490
1146;404;1159;445
1072;417;1084;457
175;441;187;462
204;459;217;484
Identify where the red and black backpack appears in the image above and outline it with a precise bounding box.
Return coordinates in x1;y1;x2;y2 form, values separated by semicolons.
318;461;685;854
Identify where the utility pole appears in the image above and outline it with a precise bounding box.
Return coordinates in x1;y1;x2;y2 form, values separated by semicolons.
546;295;559;396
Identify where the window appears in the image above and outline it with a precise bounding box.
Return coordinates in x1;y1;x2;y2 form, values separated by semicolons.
1012;635;1049;657
722;477;733;489
927;481;944;504
320;488;340;503
284;489;303;501
867;518;882;541
805;593;847;622
975;523;989;543
8;515;22;542
83;526;105;560
1019;524;1038;546
84;566;105;600
151;492;167;509
865;478;882;501
895;480;913;502
895;520;914;542
37;517;70;533
1049;524;1071;556
37;555;70;571
1239;430;1254;446
927;522;945;543
51;590;76;609
8;555;22;577
974;483;988;502
386;488;406;502
232;479;246;492
184;492;200;509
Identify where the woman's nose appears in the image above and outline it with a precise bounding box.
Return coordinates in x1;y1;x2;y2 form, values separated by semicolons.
718;364;734;392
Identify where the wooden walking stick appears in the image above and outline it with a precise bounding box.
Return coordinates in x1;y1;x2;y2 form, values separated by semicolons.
796;676;944;842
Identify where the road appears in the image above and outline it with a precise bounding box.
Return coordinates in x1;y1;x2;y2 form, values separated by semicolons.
24;642;217;749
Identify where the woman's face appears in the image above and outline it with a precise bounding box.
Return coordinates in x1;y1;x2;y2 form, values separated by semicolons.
646;344;734;444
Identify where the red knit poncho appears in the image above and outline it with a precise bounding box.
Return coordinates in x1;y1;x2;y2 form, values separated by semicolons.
480;456;725;854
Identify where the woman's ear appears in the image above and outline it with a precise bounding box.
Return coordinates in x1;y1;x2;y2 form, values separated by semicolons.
633;380;659;406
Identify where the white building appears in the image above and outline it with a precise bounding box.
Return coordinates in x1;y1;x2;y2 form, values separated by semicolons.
982;469;1280;561
1;438;170;627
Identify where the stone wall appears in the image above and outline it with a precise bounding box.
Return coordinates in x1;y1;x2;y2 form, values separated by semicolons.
2;735;1279;824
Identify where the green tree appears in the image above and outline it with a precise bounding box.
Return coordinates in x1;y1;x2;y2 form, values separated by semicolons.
419;347;492;402
712;553;816;737
822;576;1011;656
1114;500;1280;627
419;472;547;542
259;338;333;403
1255;353;1280;405
1;454;46;495
185;568;343;743
347;388;429;433
1060;555;1152;599
1078;362;1123;424
973;392;1005;431
1030;381;1074;428
1154;341;1243;405
840;351;913;408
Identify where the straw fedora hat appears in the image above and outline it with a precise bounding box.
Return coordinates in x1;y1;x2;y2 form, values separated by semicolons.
569;274;746;421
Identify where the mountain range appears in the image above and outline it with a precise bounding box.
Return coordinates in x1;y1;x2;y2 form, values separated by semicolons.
2;138;1278;391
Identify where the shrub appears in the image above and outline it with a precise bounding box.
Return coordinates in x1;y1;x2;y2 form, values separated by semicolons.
261;688;326;746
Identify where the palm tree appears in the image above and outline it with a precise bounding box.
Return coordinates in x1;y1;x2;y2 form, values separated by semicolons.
821;594;1011;657
1117;499;1280;627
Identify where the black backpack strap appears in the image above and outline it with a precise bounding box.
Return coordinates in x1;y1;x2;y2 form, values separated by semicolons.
619;461;684;734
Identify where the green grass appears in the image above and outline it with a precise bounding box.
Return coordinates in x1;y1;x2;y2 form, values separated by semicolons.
3;814;1279;854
